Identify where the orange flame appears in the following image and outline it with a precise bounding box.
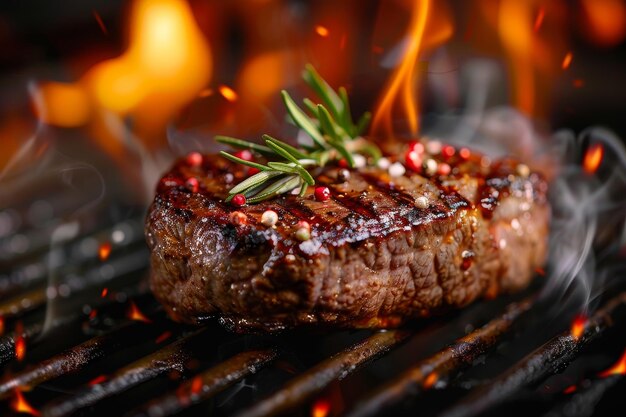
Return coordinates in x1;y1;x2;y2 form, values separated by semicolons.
11;390;40;416
371;0;453;138
561;52;573;70
583;143;604;174
570;314;587;340
128;301;151;323
98;242;112;261
311;398;331;417
36;0;212;151
580;0;626;47
423;372;438;389
598;349;626;377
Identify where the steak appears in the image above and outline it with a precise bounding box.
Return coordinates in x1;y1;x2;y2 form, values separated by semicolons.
145;144;549;332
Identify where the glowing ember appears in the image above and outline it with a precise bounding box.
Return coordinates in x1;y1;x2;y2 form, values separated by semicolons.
128;301;151;323
563;384;577;394
89;375;108;386
155;331;172;344
98;242;112;261
191;376;203;394
533;7;545;32
315;25;330;37
583;143;604;174
11;390;40;416
423;372;438;389
101;288;108;298
218;85;238;102
311;398;331;417
535;267;546;276
92;10;108;35
570;314;587;340
561;52;573;70
0;316;4;336
89;309;98;320
15;321;26;362
598;349;626;377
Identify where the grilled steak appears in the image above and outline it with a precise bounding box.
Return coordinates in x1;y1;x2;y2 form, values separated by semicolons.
145;144;549;332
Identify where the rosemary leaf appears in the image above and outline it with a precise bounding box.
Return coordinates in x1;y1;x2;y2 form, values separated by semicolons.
299;183;308;197
265;139;302;166
295;165;315;186
303;98;320;118
247;175;303;203
303;64;343;122
281;90;326;148
267;162;300;174
262;134;311;160
219;151;271;171
215;135;274;157
316;104;339;142
328;139;355;168
228;170;283;195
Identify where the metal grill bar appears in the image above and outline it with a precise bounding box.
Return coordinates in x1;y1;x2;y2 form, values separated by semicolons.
41;328;209;417
0;316;165;399
234;329;412;417
128;349;278;417
440;291;626;417
345;296;536;417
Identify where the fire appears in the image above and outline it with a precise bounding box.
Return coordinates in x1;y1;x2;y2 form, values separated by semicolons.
36;0;212;150
11;390;40;416
580;0;626;47
15;321;26;361
570;314;587;340
561;52;573;70
423;372;438;389
98;242;112;261
598;349;626;377
218;85;238;102
190;376;203;395
583;143;604;174
315;25;330;37
371;0;453;138
128;301;151;323
311;398;331;417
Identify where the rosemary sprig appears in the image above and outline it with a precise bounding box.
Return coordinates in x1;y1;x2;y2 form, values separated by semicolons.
215;65;379;204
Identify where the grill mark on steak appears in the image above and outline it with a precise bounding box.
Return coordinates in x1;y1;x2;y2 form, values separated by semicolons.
146;146;550;332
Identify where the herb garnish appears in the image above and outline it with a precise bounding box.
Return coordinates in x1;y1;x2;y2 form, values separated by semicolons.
215;64;380;204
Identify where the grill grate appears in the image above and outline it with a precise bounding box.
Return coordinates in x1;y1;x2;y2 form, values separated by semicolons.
1;214;625;417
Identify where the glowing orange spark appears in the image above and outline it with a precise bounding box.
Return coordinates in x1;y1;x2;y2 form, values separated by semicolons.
0;316;4;336
311;398;331;417
14;321;25;362
93;10;108;35
155;331;172;344
89;375;108;386
89;309;98;320
315;25;329;37
598;349;626;377
533;7;545;32
11;390;40;416
563;385;577;394
423;372;438;389
128;301;151;323
98;242;112;261
583;143;603;174
535;267;545;276
562;52;573;70
101;288;108;298
570;314;587;340
218;85;238;102
191;376;203;395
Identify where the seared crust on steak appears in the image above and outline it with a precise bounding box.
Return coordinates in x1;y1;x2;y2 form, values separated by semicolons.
145;145;549;332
